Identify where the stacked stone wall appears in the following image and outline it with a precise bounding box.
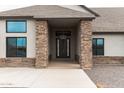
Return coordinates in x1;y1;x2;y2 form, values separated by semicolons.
0;58;35;67
79;20;93;69
35;21;49;68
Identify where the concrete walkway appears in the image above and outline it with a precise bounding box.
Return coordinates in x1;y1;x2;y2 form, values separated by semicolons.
0;68;96;88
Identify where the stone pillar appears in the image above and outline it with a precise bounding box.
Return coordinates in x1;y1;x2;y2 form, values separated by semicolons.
35;21;49;68
79;20;93;69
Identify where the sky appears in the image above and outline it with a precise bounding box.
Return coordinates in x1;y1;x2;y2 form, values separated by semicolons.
0;0;124;11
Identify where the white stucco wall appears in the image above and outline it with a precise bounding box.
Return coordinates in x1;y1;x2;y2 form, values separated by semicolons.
0;19;36;58
1;19;124;58
93;34;124;56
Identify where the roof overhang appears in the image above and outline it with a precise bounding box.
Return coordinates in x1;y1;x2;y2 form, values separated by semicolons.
0;16;95;21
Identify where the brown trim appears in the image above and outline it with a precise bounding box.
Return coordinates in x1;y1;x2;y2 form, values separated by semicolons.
80;18;95;21
34;17;95;20
0;16;33;19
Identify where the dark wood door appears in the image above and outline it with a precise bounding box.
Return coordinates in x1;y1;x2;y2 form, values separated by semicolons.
56;38;70;58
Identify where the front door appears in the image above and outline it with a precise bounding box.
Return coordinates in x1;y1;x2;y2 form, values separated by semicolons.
56;31;71;58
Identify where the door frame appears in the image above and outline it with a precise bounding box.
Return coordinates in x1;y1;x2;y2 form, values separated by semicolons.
56;33;71;58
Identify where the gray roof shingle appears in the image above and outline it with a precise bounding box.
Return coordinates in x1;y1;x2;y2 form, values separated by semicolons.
92;8;124;32
0;5;95;18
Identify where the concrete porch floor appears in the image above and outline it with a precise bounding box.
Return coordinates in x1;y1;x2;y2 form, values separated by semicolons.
0;61;96;88
48;61;80;69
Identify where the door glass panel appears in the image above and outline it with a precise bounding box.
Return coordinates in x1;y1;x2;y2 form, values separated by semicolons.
57;39;60;56
67;39;70;57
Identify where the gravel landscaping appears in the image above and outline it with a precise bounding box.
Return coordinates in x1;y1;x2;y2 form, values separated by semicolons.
85;64;124;88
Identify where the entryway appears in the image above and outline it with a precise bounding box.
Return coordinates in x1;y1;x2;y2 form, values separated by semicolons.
49;19;80;61
48;19;81;68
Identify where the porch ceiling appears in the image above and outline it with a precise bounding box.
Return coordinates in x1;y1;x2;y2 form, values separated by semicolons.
48;19;80;28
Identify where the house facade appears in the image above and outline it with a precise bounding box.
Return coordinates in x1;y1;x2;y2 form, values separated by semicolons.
0;5;124;68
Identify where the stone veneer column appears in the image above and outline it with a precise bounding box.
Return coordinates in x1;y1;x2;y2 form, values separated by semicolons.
35;21;49;68
79;20;93;69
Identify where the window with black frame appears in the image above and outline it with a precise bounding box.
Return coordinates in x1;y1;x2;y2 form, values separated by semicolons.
6;37;26;57
92;38;104;56
6;20;27;33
